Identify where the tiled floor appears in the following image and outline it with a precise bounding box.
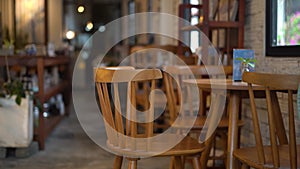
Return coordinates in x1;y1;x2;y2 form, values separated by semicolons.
0;91;193;169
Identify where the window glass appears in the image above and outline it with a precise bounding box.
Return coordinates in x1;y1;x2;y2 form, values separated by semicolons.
274;0;300;46
266;0;300;56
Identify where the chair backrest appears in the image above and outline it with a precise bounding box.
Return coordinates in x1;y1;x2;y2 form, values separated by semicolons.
129;45;196;68
242;72;300;168
163;65;232;122
94;67;163;156
129;45;178;68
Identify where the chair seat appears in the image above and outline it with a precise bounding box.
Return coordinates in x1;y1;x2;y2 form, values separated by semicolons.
233;145;300;169
172;117;245;130
106;135;206;158
160;136;206;156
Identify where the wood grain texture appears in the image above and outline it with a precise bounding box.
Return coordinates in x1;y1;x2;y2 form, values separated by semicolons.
164;65;242;168
95;67;207;169
234;72;300;169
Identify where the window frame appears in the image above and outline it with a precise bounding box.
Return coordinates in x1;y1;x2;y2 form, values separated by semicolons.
265;0;300;57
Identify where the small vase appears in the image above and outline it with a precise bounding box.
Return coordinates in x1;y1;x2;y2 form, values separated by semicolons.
240;62;250;73
3;45;14;56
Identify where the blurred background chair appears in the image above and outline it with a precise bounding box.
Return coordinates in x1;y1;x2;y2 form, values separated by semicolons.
129;45;196;68
127;44;196;129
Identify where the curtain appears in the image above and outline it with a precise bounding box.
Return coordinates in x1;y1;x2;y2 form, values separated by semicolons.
0;0;15;41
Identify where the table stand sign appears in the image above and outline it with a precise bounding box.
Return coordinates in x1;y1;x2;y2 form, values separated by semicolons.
233;49;255;81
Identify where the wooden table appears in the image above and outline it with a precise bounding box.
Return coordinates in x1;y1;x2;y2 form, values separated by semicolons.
183;79;266;169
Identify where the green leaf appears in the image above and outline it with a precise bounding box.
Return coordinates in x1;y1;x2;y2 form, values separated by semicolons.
248;63;255;68
15;96;21;106
1;79;26;106
235;57;257;66
235;57;246;62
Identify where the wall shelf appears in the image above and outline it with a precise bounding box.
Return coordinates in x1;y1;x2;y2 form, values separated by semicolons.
181;21;241;31
178;0;245;65
44;115;64;138
0;55;72;150
40;80;69;102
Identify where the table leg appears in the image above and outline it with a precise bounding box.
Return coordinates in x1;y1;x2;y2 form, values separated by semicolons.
227;92;240;169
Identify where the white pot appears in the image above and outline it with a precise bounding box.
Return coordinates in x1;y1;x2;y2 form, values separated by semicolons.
0;96;33;148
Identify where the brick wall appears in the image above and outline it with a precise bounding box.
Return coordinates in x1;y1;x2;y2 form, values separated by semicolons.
241;0;300;146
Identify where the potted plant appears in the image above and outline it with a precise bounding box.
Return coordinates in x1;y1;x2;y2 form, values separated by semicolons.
0;80;26;106
3;39;14;56
2;27;15;56
0;55;26;106
235;57;257;73
0;56;33;148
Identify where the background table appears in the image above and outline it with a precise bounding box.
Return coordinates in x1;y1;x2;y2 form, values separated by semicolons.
184;79;272;169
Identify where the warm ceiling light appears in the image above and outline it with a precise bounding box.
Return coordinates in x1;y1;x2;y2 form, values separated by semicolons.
77;5;85;13
199;16;203;23
85;21;94;31
66;30;75;40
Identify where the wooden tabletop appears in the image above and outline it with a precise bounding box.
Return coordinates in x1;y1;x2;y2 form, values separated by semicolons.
183;79;265;91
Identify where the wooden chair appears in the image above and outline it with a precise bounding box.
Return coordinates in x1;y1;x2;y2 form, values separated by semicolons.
128;45;177;110
129;45;196;67
233;72;300;169
94;67;214;169
163;65;245;167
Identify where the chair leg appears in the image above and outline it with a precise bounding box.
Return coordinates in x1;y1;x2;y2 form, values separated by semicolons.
200;133;216;169
128;159;137;169
114;156;123;169
173;156;184;169
212;135;217;167
169;157;175;169
192;157;200;169
181;156;186;167
169;156;184;169
220;131;228;166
